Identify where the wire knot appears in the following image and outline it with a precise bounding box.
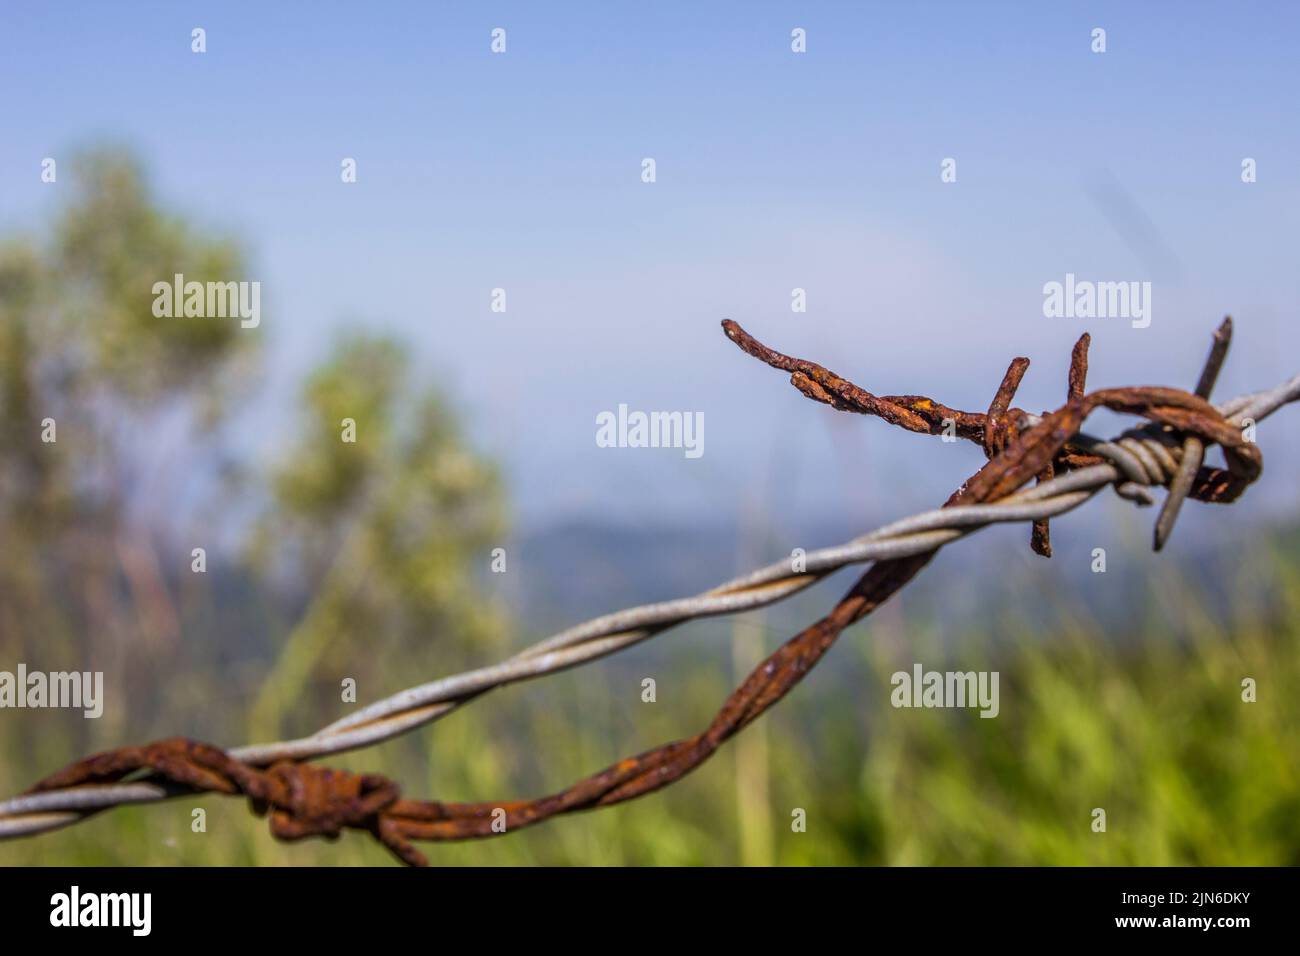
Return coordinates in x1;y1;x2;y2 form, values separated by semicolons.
246;762;402;843
24;737;433;864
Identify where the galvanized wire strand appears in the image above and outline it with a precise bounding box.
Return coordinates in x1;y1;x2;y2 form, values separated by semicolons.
1;374;1297;840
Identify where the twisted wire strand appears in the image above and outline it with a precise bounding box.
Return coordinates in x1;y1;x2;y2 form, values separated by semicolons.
2;373;1295;841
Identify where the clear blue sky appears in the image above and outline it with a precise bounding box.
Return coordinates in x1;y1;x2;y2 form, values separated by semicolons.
2;2;1296;530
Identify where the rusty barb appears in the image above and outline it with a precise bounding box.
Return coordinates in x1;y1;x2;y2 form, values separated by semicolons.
722;316;1257;551
2;319;1297;865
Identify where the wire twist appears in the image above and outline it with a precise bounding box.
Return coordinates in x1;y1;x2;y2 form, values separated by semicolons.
1;320;1297;863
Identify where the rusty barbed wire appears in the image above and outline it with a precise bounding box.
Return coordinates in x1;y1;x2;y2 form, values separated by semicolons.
1;319;1297;863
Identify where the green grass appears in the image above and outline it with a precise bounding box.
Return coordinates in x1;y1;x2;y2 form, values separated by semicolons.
3;541;1297;866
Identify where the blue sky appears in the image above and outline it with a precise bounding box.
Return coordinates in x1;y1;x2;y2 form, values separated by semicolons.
2;1;1296;531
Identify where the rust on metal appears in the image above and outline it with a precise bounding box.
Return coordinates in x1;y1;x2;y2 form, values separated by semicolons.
1154;317;1234;550
1068;332;1091;403
16;318;1270;864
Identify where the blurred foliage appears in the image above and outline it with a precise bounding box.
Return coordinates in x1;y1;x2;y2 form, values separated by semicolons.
0;149;504;808
53;152;254;406
0;148;1296;866
0;148;258;766
3;533;1297;866
246;334;505;742
838;541;1300;866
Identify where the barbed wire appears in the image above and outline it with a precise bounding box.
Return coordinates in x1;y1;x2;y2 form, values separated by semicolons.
1;319;1297;863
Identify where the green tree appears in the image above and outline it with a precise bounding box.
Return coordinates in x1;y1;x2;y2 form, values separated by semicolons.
247;333;506;742
0;148;257;762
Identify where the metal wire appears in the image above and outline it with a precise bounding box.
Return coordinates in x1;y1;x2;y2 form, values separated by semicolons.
2;365;1296;843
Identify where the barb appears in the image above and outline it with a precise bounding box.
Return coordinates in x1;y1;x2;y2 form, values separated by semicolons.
2;321;1298;864
1154;317;1233;550
1033;331;1091;556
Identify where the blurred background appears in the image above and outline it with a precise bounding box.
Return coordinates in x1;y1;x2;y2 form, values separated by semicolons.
0;2;1297;864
